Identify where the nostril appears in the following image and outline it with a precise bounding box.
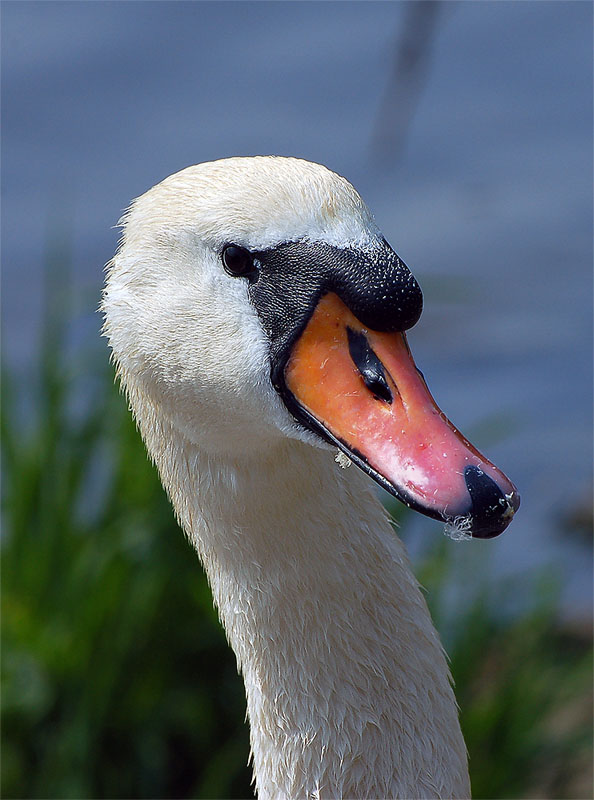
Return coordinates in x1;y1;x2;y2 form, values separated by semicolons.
346;327;393;404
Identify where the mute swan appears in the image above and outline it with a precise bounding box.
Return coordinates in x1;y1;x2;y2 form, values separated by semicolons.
102;156;519;800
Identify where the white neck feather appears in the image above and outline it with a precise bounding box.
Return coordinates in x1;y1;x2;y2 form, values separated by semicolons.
134;390;470;800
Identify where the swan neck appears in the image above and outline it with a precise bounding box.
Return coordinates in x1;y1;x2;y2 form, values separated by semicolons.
139;408;470;799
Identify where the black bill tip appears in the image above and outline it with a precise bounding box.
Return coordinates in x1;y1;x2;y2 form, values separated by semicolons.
464;465;520;539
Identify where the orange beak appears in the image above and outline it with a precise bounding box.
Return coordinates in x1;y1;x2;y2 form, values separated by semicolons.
283;292;520;538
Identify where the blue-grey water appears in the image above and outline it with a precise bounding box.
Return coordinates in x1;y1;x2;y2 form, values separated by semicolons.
2;2;592;616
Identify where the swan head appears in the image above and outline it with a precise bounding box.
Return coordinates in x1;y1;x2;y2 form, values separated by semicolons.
103;156;519;537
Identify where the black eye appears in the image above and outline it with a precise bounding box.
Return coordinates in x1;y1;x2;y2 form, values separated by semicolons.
222;244;256;277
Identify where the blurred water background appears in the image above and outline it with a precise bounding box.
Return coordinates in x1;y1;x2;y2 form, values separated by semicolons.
2;2;592;798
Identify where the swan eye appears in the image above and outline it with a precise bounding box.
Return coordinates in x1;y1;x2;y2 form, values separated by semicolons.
222;244;256;277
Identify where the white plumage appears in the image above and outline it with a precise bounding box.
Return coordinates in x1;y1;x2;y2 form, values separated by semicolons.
102;156;471;799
